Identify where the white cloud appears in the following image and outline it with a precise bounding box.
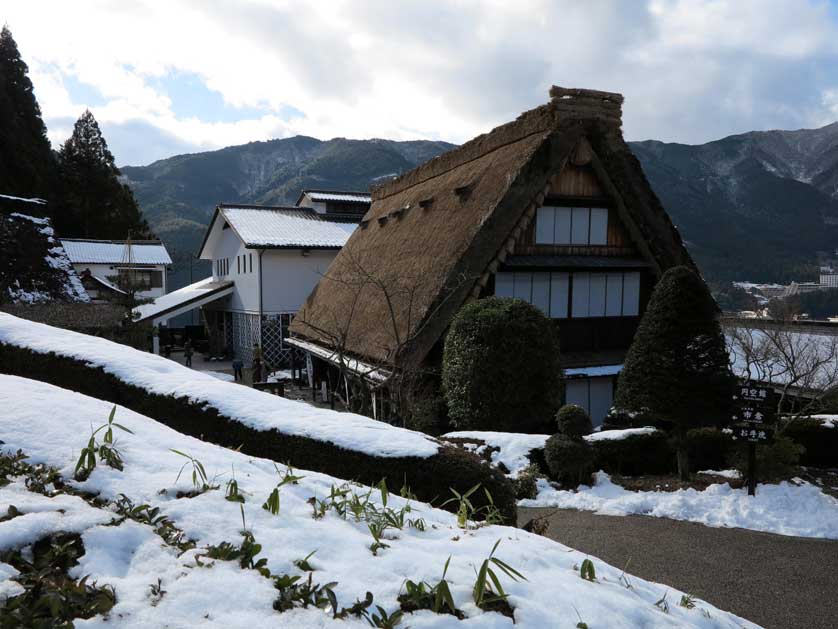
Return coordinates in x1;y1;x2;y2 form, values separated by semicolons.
5;0;838;165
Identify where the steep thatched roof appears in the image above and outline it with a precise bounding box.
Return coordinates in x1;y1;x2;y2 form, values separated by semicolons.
289;86;695;370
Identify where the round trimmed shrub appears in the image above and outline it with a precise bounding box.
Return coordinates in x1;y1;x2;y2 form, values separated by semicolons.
556;404;593;439
442;297;561;432
544;434;594;488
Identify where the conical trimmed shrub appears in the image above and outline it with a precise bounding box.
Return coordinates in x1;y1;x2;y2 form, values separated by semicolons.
614;266;734;479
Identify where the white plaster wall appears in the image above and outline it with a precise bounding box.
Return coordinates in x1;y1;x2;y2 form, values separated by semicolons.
261;249;338;313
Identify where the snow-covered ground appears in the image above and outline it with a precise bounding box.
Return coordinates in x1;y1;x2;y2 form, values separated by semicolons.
520;472;838;539
446;430;838;539
0;375;758;628
0;313;437;459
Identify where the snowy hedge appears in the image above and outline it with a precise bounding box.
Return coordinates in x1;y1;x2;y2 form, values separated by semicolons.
0;313;515;519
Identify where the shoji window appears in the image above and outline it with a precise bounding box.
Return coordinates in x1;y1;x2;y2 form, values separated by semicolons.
495;271;568;318
496;270;640;319
590;208;608;245
622;272;640;316
534;206;609;245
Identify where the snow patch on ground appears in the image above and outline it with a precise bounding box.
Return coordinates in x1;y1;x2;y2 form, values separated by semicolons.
0;375;758;628
520;471;838;539
0;313;437;459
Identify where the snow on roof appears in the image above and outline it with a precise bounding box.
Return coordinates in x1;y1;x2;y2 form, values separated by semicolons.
133;276;232;322
303;190;371;204
0;373;764;626
221;206;357;248
0;193;46;204
0;312;439;459
88;273;127;295
60;239;173;265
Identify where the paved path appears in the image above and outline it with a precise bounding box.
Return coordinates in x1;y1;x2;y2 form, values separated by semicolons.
518;507;838;629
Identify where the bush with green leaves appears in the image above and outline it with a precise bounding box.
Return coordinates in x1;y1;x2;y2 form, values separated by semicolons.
614;266;735;480
729;435;805;481
442;297;562;433
783;418;838;468
75;405;133;480
556;405;593;439
512;464;540;500
686;427;732;472
544;434;595;488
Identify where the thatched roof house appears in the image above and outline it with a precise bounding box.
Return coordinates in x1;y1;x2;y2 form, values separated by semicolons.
289;86;696;424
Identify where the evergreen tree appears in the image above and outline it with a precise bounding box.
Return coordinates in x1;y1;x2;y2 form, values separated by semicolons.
614;266;735;480
57;109;151;239
0;25;56;199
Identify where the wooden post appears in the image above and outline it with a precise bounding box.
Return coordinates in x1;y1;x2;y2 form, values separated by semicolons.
747;444;757;496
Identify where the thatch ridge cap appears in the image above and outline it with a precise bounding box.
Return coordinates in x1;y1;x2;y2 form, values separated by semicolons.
371;86;623;202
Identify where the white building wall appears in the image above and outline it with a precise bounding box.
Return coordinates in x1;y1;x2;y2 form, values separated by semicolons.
261;249;338;313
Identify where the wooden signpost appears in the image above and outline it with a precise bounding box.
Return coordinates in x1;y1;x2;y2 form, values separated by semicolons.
731;381;776;496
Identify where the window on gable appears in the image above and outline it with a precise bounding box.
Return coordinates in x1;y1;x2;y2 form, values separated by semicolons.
534;206;609;246
495;270;640;319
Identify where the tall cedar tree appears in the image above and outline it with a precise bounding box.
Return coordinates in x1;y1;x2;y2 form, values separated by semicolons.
0;26;56;200
614;265;734;479
57;110;151;239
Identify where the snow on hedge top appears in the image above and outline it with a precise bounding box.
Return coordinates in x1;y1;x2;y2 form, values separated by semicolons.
443;431;549;477
0;375;758;628
442;428;661;477
0;313;438;459
583;427;659;442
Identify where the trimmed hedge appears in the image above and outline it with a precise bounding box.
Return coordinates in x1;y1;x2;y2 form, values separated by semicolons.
590;431;674;476
0;343;516;521
783;419;838;468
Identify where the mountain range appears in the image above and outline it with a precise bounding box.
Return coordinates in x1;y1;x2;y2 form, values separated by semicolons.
122;122;838;287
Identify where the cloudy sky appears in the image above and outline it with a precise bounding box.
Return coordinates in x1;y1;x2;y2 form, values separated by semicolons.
6;0;838;166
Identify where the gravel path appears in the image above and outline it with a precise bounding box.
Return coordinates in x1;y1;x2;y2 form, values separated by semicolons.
518;507;838;629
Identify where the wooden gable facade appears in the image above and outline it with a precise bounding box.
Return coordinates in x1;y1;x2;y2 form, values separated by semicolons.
487;153;654;367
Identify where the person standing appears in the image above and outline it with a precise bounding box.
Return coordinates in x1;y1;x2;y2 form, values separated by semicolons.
184;338;193;368
232;357;244;382
252;343;263;383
